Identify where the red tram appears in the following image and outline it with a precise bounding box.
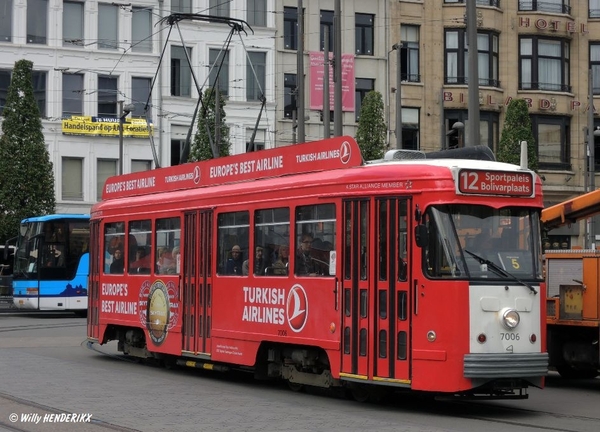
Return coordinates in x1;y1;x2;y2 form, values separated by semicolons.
88;136;548;400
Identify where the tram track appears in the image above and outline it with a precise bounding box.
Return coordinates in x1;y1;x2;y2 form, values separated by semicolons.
0;322;85;333
433;397;600;432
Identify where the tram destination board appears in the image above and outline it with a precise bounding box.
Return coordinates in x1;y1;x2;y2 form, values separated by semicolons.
457;169;534;197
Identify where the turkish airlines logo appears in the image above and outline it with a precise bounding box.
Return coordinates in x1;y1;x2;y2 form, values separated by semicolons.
287;284;308;333
340;141;352;164
193;166;201;184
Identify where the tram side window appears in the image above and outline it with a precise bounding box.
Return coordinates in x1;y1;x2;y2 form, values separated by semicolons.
217;211;249;276
155;217;181;274
104;222;125;274
255;208;290;276
295;204;336;277
129;220;152;274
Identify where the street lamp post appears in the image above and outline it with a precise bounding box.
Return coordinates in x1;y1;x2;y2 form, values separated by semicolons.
118;101;136;175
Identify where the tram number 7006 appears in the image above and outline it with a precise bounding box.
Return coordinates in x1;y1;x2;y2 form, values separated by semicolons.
501;333;520;341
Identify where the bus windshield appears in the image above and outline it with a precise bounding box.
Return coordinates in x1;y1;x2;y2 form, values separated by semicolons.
14;221;44;275
13;219;90;278
424;204;543;281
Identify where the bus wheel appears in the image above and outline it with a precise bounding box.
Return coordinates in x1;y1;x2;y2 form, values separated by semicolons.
556;365;599;379
287;381;304;392
74;310;87;318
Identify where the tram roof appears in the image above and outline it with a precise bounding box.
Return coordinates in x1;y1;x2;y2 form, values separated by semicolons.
101;136;537;203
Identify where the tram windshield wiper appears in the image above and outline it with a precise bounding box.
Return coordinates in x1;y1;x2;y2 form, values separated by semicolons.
464;249;537;295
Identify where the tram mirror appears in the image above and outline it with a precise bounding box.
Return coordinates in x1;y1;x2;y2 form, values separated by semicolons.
415;225;428;248
20;225;28;236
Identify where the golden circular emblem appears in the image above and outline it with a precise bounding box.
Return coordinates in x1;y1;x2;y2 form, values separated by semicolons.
147;281;170;345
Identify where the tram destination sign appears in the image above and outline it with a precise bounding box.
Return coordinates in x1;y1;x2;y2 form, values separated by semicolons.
457;169;534;197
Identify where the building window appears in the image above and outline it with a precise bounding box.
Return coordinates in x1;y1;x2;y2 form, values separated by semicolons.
132;160;152;172
402;108;420;150
284;73;297;119
355;78;374;122
209;49;229;96
132;7;152;52
62;73;84;117
531;115;570;170
98;3;118;50
247;51;266;101
171;46;191;97
594;119;600;171
246;129;265;152
520;37;570;92
172;0;191;13
63;1;83;47
401;25;420;83
209;0;229;17
132;77;151;119
444;110;499;152
247;0;266;27
27;0;47;44
97;159;117;201
591;43;600;95
62;157;83;201
0;70;10;115
519;0;571;14
320;10;333;52
355;13;374;56
445;29;499;87
171;139;184;166
592;0;600;18
284;7;299;50
0;0;12;42
32;71;46;117
98;75;118;116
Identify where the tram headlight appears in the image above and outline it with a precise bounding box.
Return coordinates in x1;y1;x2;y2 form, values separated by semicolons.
501;308;520;329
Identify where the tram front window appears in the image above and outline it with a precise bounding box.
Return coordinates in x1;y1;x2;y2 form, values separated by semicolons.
423;205;543;281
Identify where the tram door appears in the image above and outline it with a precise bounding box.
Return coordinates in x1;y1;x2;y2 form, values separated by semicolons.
182;210;213;355
373;197;411;383
88;220;101;339
341;199;371;377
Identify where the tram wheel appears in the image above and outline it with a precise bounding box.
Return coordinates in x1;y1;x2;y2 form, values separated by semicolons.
349;385;370;403
287;381;304;392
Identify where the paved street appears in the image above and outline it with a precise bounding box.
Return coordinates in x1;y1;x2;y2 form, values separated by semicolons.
1;311;599;432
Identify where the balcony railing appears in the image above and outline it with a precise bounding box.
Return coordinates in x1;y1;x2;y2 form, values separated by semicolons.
446;0;501;6
445;76;501;88
520;82;572;92
518;1;571;14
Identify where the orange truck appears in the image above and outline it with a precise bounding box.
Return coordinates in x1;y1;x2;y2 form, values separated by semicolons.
541;190;600;379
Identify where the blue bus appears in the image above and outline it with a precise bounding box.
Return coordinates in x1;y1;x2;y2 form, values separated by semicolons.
11;214;90;316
